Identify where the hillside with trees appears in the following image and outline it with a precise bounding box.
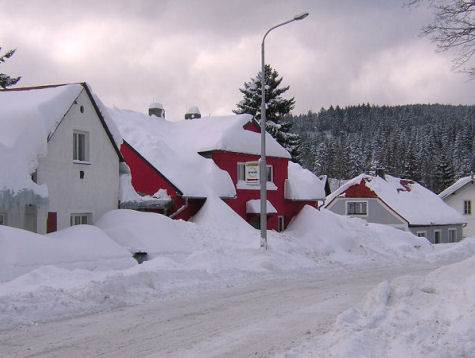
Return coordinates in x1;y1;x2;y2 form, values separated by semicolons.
291;104;475;193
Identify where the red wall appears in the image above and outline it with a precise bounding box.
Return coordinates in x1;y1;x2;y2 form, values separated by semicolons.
344;179;378;198
121;141;315;230
212;150;316;230
120;142;204;220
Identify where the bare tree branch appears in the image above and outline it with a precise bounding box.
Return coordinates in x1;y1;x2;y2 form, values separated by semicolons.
408;0;475;78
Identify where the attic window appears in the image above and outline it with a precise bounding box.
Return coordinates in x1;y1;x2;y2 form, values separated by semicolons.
73;131;89;162
80;105;84;113
347;201;367;215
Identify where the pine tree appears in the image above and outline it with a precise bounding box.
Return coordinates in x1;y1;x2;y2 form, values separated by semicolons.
234;64;301;162
0;47;21;89
434;152;456;193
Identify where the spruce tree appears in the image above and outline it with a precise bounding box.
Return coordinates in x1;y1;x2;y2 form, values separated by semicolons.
234;64;301;162
0;47;21;89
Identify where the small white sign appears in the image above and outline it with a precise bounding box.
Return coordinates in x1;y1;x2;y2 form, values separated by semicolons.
245;161;259;185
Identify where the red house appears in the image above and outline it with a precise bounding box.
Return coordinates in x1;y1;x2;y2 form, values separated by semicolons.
110;107;325;231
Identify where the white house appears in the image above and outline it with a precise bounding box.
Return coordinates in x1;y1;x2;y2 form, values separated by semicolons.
439;175;475;237
0;83;123;234
325;173;466;243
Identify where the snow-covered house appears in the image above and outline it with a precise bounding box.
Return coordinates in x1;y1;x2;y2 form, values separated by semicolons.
439;175;475;237
110;106;325;231
324;174;466;243
0;83;123;233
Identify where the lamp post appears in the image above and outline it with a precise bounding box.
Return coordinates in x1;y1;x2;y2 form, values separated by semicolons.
260;12;309;249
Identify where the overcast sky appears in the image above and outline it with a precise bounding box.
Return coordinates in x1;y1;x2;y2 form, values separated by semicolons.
1;0;474;121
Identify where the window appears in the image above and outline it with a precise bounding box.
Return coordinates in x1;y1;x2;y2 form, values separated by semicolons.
70;213;91;226
448;228;457;243
266;165;273;182
0;213;6;225
73;131;88;162
237;162;274;186
464;200;472;215
434;230;441;244
237;162;245;181
278;216;284;232
417;231;427;238
347;201;367;215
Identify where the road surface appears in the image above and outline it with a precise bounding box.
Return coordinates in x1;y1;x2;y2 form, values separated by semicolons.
0;264;441;358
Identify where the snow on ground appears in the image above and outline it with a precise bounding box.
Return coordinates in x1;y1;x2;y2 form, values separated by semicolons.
1;200;474;357
275;254;475;358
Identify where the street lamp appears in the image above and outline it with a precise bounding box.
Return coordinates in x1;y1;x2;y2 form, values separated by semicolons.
260;12;309;249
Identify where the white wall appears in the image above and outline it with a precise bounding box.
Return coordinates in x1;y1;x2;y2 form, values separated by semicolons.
37;89;120;232
444;182;475;237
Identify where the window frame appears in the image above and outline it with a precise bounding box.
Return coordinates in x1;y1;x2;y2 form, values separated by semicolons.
278;215;284;232
70;213;91;226
434;230;441;244
346;201;368;216
416;231;427;238
463;200;472;215
237;162;245;181
73;131;89;163
266;165;273;183
448;228;457;243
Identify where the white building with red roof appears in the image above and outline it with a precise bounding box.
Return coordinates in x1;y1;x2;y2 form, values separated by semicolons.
325;173;466;243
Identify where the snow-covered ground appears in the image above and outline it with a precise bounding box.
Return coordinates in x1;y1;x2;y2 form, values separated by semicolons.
1;200;474;357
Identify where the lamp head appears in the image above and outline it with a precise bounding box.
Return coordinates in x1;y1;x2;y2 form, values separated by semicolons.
294;12;309;21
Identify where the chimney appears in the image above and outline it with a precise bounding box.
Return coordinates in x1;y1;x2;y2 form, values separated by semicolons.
149;102;165;119
185;105;201;120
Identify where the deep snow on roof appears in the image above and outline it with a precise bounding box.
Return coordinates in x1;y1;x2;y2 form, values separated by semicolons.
326;174;466;226
0;84;84;195
285;161;326;200
0;84;123;196
439;176;473;199
108;108;290;197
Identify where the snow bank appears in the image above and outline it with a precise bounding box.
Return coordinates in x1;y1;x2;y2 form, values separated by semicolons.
95;209;198;255
284;206;431;264
0;224;135;282
1;201;475;332
277;252;475;358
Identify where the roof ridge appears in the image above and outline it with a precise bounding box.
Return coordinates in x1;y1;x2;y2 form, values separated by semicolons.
0;82;86;92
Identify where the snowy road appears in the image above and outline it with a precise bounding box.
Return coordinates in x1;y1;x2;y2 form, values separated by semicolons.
0;264;442;358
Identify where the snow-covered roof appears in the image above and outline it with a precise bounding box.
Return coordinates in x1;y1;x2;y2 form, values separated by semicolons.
325;174;466;226
246;199;277;214
186;105;200;114
0;83;122;196
108;108;290;198
285;162;326;200
149;102;163;109
439;176;473;199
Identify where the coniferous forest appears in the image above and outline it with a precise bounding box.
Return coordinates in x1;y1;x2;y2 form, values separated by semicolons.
290;104;475;194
